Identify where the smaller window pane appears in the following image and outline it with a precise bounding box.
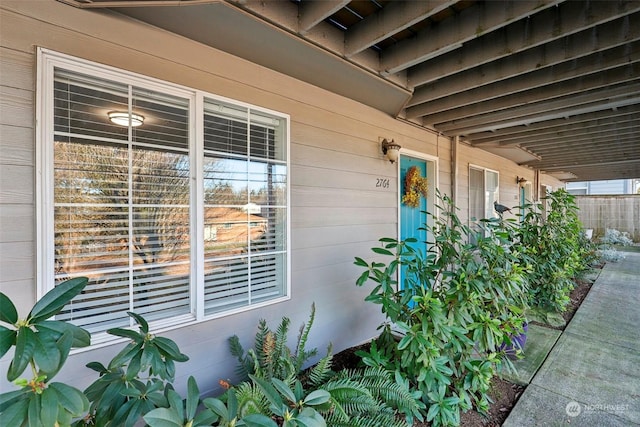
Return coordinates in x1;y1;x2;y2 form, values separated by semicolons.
250;253;286;305
131;87;189;150
132;148;190;205
132;264;191;322
204;258;250;315
204;207;250;258
204;100;248;155
204;156;249;205
250;111;287;161
54;69;130;141
249;162;287;206
250;207;286;253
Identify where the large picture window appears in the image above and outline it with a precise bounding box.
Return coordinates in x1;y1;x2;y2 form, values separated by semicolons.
38;50;289;342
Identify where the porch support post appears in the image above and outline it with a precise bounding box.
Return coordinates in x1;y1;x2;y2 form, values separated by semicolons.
452;135;459;206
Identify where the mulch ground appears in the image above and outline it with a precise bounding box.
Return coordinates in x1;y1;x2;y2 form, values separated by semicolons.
330;269;598;426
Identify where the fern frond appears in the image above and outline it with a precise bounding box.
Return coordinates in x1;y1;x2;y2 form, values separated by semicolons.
337;366;423;422
294;303;316;371
322;377;371;402
308;344;334;387
253;319;271;372
271;317;291;379
324;410;408;427
228;335;251;378
233;381;270;418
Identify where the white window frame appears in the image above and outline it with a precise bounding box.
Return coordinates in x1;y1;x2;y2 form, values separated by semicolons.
36;49;291;346
468;165;499;238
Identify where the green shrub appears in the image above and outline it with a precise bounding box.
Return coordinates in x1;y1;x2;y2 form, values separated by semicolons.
517;189;588;312
0;278;91;427
77;311;189;427
354;193;528;426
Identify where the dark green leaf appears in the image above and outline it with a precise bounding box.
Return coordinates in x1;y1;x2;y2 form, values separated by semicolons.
372;247;394;256
193;406;218;425
32;332;61;376
126;351;143;380
355;271;370;287
28;278;88;323
8;326;36;381
142;407;183;427
0;388;29;412
1;398;29;427
50;330;74;379
27;391;41;427
123;399;145;427
39;387;58;427
110;341;143;368
49;382;89;416
353;257;369;267
303;390;330;406
37;320;91;348
107;327;144;343
153;337;189;362
271;378;295;403
127;312;149;334
250;375;282;408
202;397;229;419
85;361;108;373
0;293;19;325
0;326;16;359
186;376;199;419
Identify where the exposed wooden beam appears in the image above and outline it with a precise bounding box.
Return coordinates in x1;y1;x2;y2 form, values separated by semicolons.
469;105;640;145
526;139;640;158
411;62;640;122
516;125;640;148
408;36;640;109
299;0;350;34
522;149;640;167
408;5;640;87
381;0;562;75
434;84;640;135
344;0;454;57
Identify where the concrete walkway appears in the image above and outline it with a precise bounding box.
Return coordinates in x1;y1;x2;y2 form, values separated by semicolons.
504;251;640;426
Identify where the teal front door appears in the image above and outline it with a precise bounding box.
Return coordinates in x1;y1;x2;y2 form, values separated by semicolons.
399;155;428;293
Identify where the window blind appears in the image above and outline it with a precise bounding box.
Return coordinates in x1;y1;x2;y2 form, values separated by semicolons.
53;69;192;333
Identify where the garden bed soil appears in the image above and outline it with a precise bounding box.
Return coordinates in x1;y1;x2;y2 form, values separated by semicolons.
331;274;596;426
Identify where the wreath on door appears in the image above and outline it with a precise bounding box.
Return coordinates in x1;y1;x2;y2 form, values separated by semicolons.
402;165;429;208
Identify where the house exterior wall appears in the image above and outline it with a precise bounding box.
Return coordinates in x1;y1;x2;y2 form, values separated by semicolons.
566;179;634;195
454;143;562;225
0;0;561;397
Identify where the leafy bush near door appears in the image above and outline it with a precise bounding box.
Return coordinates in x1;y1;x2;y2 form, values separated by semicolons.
354;193;529;427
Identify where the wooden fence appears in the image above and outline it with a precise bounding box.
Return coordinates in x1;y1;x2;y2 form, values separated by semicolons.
574;195;640;242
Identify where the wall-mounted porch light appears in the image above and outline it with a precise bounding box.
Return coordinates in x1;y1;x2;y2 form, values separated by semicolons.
516;176;528;187
108;111;145;127
381;138;401;163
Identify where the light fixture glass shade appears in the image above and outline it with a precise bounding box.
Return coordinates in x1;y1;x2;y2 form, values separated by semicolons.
382;138;401;163
386;146;400;163
108;111;144;127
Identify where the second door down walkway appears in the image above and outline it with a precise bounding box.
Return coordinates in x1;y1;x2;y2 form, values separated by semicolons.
504;250;640;426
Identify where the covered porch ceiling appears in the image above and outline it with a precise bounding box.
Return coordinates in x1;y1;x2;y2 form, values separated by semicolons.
59;0;640;182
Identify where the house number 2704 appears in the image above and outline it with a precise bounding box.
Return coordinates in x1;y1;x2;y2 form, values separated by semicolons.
376;178;390;188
